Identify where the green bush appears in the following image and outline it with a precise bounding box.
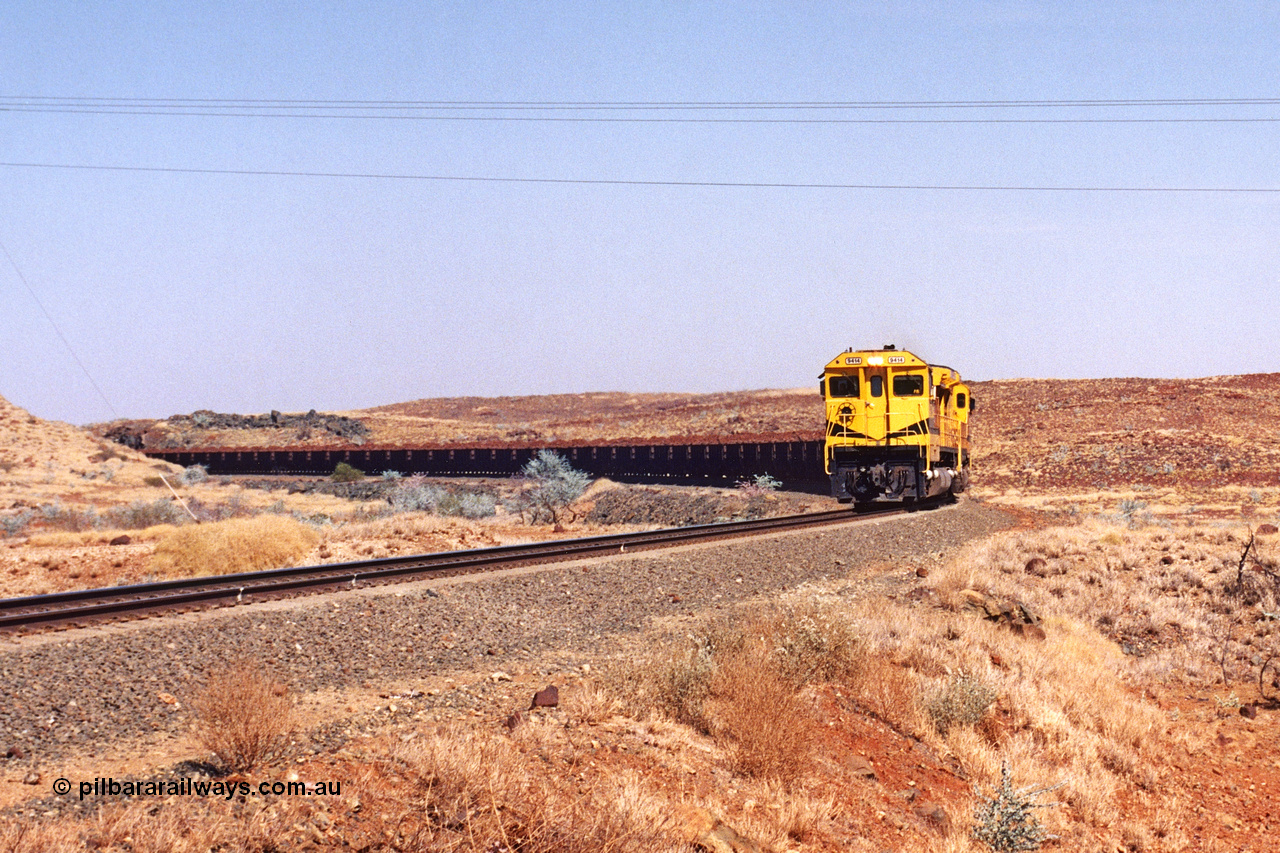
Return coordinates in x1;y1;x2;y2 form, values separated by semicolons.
179;464;209;486
330;462;365;483
514;450;590;524
386;477;497;519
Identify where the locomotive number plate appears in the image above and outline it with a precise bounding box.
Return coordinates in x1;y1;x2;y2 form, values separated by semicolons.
844;357;862;365
888;356;905;364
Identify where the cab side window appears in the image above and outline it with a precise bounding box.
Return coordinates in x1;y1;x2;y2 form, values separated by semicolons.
828;375;859;398
892;374;924;396
957;392;967;409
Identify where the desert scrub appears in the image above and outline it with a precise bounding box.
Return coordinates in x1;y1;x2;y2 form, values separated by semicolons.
178;464;208;486
736;473;782;496
388;476;497;518
192;665;295;772
392;724;687;852
104;498;188;529
330;461;364;482
634;635;719;733
926;674;997;734
1;510;34;538
621;604;863;732
148;515;319;576
768;602;865;685
972;763;1059;851
708;644;816;783
615;608;860;783
513;450;590;524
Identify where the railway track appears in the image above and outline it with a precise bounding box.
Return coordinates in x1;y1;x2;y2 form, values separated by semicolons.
0;507;897;636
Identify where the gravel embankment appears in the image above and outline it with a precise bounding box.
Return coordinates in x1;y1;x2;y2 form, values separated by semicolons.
0;500;1014;769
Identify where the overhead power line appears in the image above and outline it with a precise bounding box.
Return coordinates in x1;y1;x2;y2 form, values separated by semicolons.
2;160;1276;193
3;95;1280;123
4;107;1278;124
6;96;1280;107
0;235;118;419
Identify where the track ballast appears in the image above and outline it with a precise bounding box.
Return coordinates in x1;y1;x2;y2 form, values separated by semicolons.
0;508;902;636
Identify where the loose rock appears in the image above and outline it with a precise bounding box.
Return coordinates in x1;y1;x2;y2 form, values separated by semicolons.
531;685;559;709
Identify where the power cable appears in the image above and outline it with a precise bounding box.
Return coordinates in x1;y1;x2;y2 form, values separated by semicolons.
1;160;1276;193
3;96;1280;123
3;106;1278;124
4;96;1280;108
0;235;119;419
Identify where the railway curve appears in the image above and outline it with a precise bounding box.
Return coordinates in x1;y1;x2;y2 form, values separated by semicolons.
0;507;892;635
143;439;827;482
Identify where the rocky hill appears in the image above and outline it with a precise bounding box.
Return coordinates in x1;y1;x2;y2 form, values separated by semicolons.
0;394;178;509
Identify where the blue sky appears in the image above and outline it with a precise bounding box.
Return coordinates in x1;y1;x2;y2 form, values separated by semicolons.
2;3;1278;424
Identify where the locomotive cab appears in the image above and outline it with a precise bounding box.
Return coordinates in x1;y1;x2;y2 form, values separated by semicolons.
822;346;972;505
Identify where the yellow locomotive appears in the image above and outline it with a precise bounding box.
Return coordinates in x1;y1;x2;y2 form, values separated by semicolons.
822;345;973;505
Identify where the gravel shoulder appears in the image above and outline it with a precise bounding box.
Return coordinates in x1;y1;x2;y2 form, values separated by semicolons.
0;498;1014;811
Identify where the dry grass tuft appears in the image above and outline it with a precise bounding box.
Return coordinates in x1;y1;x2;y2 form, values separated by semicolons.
28;522;180;547
192;664;295;772
564;680;625;725
390;724;688;852
148;515;320;576
848;654;927;735
709;644;816;783
615;605;859;784
0;801;283;853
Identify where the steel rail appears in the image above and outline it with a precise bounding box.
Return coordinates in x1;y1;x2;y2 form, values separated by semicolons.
0;507;897;635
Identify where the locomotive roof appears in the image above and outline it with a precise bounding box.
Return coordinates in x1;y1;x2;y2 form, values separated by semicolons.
824;348;963;382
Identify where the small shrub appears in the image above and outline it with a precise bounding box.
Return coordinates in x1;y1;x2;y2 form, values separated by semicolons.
210;491;250;521
386;477;497;519
565;682;624;725
381;469;403;481
388;475;441;512
143;475;165;487
395;725;686;851
854;656;923;734
770;604;864;686
1117;499;1149;528
649;640;718;733
178;464;208;486
926;674;997;734
434;491;463;516
192;665;294;772
330;461;364;483
458;491;497;519
103;499;187;530
972;763;1059;852
0;510;33;538
514;450;590;524
35;502;100;532
736;473;783;496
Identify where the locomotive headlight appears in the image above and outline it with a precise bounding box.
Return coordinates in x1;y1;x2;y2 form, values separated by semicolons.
867;356;885;365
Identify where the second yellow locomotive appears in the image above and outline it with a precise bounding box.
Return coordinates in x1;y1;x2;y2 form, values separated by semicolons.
822;345;973;505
